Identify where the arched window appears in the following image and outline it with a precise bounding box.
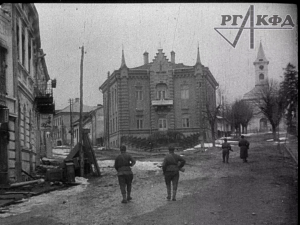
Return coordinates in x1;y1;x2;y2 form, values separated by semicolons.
260;118;268;131
156;83;167;100
259;73;264;80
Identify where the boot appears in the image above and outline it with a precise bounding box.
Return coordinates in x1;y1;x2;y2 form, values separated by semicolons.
121;193;127;203
166;187;171;200
127;192;132;201
172;190;177;201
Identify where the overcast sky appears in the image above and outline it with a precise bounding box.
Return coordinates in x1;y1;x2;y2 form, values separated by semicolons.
35;3;298;110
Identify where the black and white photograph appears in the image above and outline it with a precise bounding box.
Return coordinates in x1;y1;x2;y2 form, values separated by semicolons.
0;3;298;225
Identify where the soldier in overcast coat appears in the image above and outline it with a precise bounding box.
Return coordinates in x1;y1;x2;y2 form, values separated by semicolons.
114;145;136;203
239;135;250;163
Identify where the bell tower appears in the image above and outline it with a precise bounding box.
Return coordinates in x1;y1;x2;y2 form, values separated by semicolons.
253;41;269;86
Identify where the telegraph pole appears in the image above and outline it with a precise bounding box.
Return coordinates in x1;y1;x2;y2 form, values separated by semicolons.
79;46;84;177
69;98;74;152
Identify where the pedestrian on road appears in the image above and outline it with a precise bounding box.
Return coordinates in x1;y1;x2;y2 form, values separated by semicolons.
238;135;250;163
114;145;136;203
162;145;186;201
221;138;233;163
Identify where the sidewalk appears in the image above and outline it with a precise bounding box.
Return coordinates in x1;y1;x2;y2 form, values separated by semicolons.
0;182;68;209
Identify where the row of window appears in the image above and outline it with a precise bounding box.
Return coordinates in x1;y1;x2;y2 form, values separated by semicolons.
108;84;191;104
108;117;191;133
16;18;34;75
20;105;33;149
53;117;62;127
137;118;190;130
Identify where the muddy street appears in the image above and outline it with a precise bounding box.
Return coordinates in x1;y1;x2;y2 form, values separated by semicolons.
0;133;298;225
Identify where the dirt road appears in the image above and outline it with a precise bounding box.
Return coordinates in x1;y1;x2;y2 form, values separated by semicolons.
0;133;298;225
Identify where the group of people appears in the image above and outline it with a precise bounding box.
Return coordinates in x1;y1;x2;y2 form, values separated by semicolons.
114;145;185;203
114;135;249;204
221;135;250;163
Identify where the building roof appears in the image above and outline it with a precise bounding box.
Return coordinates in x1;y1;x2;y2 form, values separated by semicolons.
254;41;268;63
243;85;265;100
56;99;97;114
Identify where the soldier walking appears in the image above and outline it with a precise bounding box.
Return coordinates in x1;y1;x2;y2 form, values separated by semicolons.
221;138;233;163
114;145;136;203
162;145;186;201
239;135;250;163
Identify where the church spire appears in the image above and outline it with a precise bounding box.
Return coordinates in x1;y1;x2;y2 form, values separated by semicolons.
255;41;268;63
196;43;202;65
120;47;127;68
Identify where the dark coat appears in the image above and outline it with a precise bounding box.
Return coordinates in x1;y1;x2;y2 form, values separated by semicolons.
114;152;136;175
162;153;186;174
239;139;250;159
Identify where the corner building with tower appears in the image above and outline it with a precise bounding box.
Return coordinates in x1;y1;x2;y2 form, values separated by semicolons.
100;48;219;148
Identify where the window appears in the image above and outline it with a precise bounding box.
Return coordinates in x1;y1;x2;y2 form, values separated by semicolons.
181;84;189;108
156;83;167;100
181;85;189;99
259;73;264;80
0;47;7;96
136;90;143;100
182;117;190;128
28;40;31;73
22;33;25;66
137;119;143;129
158;118;167;130
16;24;20;60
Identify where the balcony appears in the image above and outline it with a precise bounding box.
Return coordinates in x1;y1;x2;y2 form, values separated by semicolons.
151;99;173;106
151;99;173;113
35;82;55;114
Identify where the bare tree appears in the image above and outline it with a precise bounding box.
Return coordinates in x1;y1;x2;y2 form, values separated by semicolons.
227;99;254;136
254;79;285;141
203;102;221;147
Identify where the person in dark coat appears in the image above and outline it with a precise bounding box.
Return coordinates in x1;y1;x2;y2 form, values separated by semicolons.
162;145;186;201
238;135;250;163
114;145;136;203
221;138;233;163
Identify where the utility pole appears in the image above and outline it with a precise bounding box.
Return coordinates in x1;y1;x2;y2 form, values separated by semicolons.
106;71;110;150
222;95;225;137
69;98;74;152
79;46;85;177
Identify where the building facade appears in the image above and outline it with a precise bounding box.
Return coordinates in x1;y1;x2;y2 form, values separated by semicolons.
100;48;219;148
72;105;104;147
52;98;99;147
0;4;54;184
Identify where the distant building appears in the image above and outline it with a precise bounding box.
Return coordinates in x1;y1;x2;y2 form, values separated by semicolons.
72;105;104;146
0;4;55;183
99;48;219;148
52;98;99;147
216;116;231;138
243;42;285;133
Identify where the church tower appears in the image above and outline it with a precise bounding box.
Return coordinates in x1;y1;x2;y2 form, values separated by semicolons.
253;41;269;86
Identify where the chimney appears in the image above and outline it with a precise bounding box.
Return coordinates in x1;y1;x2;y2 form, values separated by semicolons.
171;51;175;64
75;98;79;102
143;51;149;65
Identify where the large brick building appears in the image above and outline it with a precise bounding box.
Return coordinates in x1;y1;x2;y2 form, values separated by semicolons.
100;48;219;148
